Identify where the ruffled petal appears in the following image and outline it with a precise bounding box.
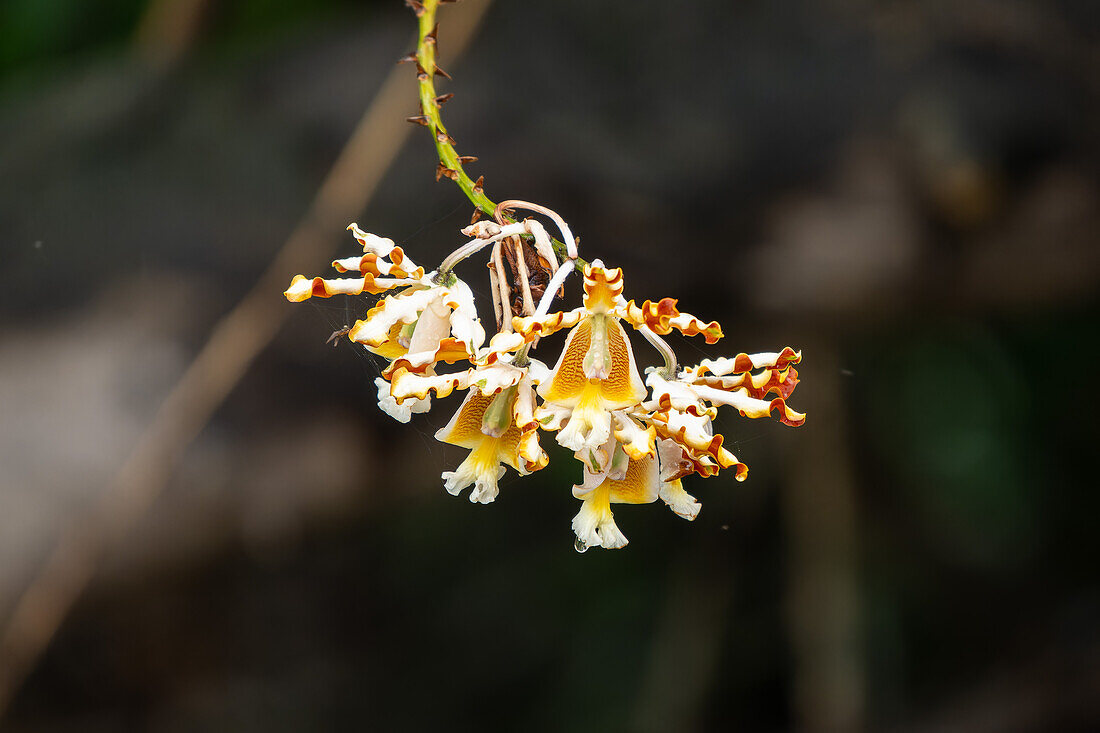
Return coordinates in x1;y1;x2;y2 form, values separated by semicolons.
622;297;723;343
690;384;807;427
649;406;749;480
690;365;800;400
374;376;430;423
613;411;657;460
442;278;486;357
284;273;399;302
688;348;802;377
389;367;473;402
347;223;397;257
581;259;626;314
331;249;424;280
348;287;436;348
659;479;701;521
512;308;585;340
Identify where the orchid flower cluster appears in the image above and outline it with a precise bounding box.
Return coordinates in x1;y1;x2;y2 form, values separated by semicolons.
285;204;805;550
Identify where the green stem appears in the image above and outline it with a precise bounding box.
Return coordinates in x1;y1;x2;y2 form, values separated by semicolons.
414;0;584;268
416;0;496;216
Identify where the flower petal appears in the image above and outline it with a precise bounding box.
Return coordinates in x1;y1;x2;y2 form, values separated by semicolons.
374;376;430;423
691;365;800;400
581;259;626;314
348;287;435;348
613;411;657;460
331;249;424;280
435;387;540;490
649;409;749;481
689;348;802;377
539;317;646;407
623;298;723;343
347;223;397;257
389;366;473;402
570;484;629;550
690;384;807;427
284;273;397;302
659;479;701;521
512;308;585;340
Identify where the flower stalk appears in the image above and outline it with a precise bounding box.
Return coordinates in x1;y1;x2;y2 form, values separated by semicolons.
412;0;585;269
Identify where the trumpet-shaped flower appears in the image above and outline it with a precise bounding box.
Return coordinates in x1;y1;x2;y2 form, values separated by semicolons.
435;371;548;504
572;447;660;550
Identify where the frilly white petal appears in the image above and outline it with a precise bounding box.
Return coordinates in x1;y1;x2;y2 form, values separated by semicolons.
347;223;396;257
375;377;430;423
350;287;435;347
570;493;629;550
659;479;701;521
442;459;506;504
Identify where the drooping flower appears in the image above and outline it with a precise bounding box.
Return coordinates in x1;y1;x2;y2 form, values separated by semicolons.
513;260;722;463
572;445;660;550
379;331;549;503
281;203;807;551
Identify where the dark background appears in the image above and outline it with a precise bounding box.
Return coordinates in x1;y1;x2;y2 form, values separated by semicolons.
1;0;1098;730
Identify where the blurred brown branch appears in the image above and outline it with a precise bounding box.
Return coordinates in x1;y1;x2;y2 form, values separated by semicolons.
133;0;215;70
0;0;494;718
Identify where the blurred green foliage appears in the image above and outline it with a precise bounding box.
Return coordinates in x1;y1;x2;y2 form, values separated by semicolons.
0;0;372;78
0;0;146;70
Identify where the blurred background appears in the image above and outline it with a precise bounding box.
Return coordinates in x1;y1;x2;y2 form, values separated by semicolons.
1;0;1098;730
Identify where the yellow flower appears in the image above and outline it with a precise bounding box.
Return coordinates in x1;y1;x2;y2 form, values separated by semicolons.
435;374;548;504
572;449;660;550
513;260;722;461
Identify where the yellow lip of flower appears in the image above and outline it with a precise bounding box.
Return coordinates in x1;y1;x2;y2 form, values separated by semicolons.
435;384;547;504
571;450;660;550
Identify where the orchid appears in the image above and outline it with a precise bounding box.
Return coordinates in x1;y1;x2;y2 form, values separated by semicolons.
285;207;806;550
281;0;805;551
